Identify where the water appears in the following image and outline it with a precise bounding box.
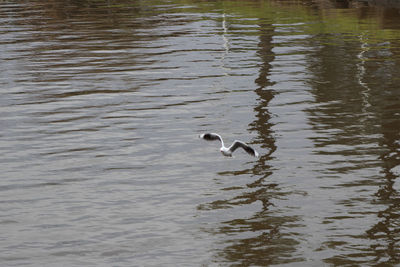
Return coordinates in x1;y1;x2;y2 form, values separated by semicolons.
1;0;400;265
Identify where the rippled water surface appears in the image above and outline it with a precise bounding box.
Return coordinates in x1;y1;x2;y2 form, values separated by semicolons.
1;0;400;266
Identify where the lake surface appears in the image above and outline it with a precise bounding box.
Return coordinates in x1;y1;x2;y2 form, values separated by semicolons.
1;0;400;266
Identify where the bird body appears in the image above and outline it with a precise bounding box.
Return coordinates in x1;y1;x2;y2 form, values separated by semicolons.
199;133;259;158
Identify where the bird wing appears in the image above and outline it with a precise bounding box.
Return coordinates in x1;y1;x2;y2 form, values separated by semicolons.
200;133;223;143
229;140;259;157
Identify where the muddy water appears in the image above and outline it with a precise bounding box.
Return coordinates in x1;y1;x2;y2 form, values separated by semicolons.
1;0;400;266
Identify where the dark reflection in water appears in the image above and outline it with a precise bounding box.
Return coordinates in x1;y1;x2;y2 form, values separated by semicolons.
364;41;400;265
201;18;307;265
306;28;400;265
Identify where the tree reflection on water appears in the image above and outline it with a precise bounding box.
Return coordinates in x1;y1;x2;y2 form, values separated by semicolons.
199;18;305;265
306;27;400;265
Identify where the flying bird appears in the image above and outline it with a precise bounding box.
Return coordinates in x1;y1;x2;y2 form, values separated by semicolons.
199;133;259;158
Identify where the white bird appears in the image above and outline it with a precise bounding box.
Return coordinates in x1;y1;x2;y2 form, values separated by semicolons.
199;133;259;158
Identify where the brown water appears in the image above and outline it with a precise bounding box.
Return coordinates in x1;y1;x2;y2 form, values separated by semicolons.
1;0;400;266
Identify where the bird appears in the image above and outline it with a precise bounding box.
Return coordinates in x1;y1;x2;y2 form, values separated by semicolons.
199;133;259;158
